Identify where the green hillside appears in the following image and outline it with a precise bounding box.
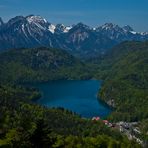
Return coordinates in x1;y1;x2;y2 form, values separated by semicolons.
0;47;91;84
96;41;148;121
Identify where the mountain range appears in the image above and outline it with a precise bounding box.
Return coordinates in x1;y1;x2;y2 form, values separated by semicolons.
0;15;148;57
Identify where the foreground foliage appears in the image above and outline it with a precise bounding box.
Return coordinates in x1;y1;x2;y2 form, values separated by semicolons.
0;85;140;147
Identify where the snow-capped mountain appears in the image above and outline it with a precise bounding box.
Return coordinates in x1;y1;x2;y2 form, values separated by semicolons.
54;24;72;34
140;32;148;35
0;15;60;49
95;23;146;42
0;15;148;57
48;24;56;34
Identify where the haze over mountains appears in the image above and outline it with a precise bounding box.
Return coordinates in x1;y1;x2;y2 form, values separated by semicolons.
0;15;148;57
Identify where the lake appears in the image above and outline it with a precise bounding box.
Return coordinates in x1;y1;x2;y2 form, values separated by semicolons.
34;80;112;118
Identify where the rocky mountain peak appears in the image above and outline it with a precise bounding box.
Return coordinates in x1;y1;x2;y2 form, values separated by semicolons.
55;24;72;34
7;16;26;25
26;15;48;24
73;22;90;30
0;14;148;58
100;23;119;30
123;25;134;32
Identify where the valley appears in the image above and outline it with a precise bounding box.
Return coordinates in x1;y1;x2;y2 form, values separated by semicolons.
1;0;148;146
0;14;148;147
0;40;147;147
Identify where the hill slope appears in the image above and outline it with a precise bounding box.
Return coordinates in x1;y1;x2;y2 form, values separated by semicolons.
0;47;91;83
97;41;148;121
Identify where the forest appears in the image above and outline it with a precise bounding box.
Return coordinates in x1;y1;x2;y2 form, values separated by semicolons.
0;41;148;147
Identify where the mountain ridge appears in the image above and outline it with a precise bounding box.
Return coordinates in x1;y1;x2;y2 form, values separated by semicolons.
0;47;91;83
0;15;148;58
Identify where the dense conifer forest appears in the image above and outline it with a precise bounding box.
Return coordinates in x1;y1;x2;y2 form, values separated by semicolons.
0;41;148;147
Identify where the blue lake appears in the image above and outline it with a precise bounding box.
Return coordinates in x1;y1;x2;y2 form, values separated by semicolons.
34;80;112;118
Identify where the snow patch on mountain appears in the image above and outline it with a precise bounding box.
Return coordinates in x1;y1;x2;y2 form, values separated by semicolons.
26;15;47;24
48;24;56;33
130;31;137;35
140;32;148;35
26;15;49;31
64;26;72;33
101;23;117;30
54;24;72;34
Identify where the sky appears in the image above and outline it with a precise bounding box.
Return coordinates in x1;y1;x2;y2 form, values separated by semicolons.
0;0;148;32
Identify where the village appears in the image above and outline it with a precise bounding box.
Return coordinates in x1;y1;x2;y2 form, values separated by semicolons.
92;117;143;145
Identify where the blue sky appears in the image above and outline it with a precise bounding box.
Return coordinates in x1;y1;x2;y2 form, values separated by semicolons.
0;0;148;31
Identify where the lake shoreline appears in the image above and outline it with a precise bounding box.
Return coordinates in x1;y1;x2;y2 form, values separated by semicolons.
28;80;112;118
